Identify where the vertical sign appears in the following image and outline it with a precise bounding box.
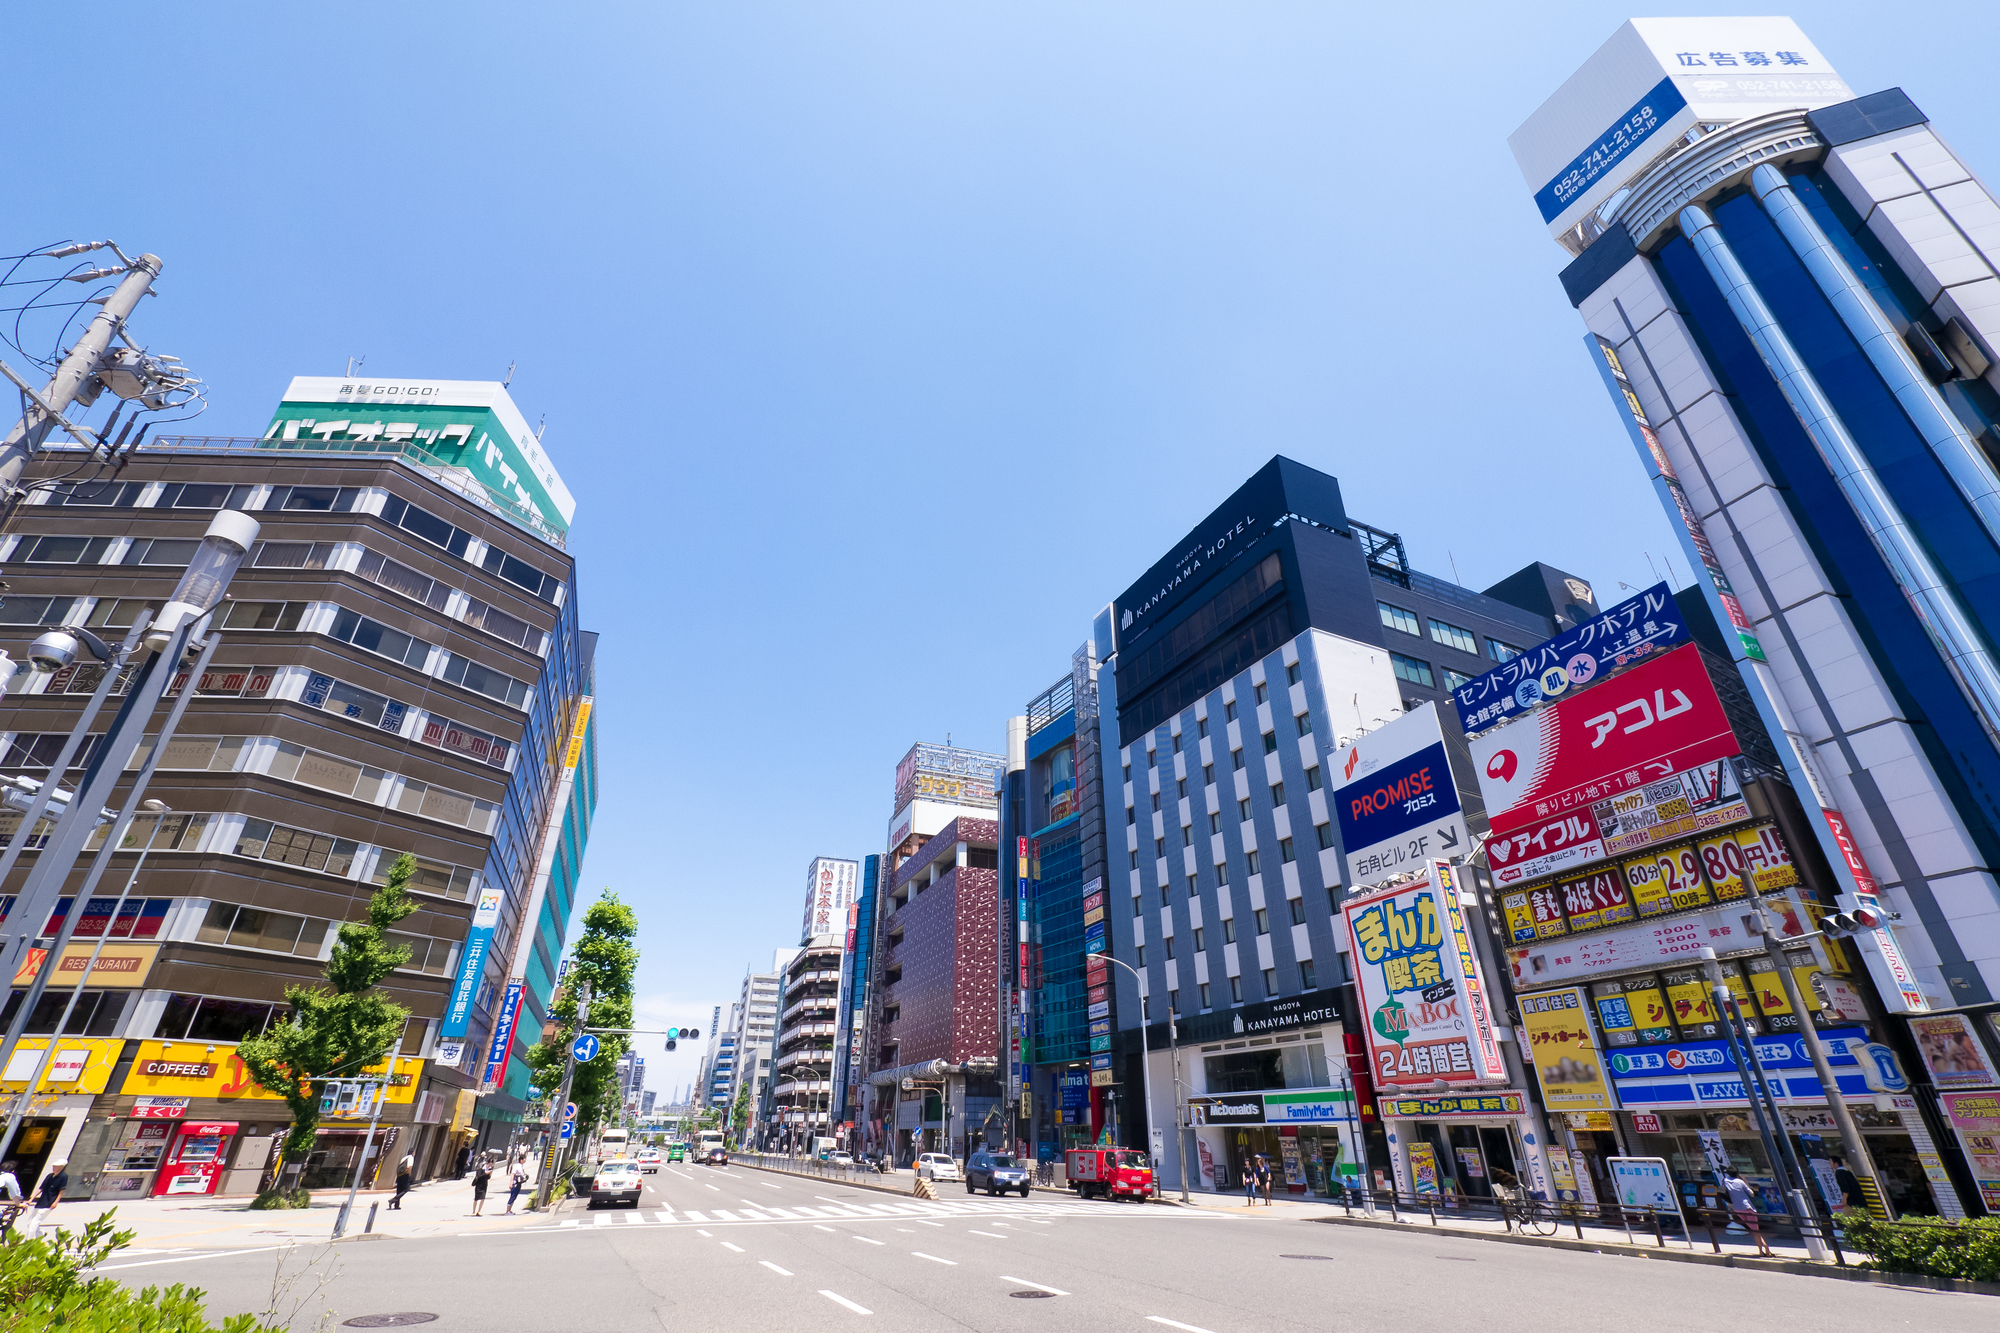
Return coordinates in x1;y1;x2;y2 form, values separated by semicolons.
480;978;526;1092
442;887;505;1040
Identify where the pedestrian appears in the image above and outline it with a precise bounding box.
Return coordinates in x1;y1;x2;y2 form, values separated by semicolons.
1831;1156;1862;1211
22;1160;68;1239
1255;1155;1274;1206
1721;1170;1774;1257
0;1159;22;1243
454;1145;472;1179
1243;1160;1258;1204
390;1160;412;1210
470;1158;492;1216
506;1160;528;1214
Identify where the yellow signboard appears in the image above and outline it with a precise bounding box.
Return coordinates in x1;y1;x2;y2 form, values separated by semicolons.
117;1042;425;1104
1;1037;124;1093
562;697;594;771
12;943;158;989
1518;986;1615;1111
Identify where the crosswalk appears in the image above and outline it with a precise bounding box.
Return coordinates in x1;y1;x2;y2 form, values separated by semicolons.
533;1194;1174;1233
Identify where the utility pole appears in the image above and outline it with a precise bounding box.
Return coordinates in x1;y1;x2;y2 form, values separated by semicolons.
1170;1011;1189;1203
532;979;589;1211
0;254;160;504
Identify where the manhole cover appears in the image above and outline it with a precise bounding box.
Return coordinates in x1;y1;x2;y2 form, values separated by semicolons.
1009;1291;1056;1299
1279;1254;1335;1261
343;1317;438;1328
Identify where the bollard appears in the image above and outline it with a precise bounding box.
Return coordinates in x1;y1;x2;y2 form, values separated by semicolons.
365;1202;379;1234
1389;1191;1400;1224
1361;1187;1376;1219
1428;1197;1438;1226
1704;1210;1721;1254
1571;1205;1585;1241
1652;1209;1665;1248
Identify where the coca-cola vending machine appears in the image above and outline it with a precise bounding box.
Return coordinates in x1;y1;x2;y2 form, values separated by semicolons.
152;1122;239;1197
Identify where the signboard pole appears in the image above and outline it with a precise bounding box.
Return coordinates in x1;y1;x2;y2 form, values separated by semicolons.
330;1061;392;1240
1701;947;1820;1246
531;979;589;1212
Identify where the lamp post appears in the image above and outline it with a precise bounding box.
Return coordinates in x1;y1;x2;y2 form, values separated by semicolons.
1088;952;1160;1198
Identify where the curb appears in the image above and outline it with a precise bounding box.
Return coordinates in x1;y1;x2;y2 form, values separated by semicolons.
1309;1214;2000;1297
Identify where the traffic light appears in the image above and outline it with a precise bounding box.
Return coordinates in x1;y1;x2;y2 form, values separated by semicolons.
1820;906;1883;939
666;1026;679;1053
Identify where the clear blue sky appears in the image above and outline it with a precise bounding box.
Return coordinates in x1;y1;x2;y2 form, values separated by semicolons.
9;4;1995;1098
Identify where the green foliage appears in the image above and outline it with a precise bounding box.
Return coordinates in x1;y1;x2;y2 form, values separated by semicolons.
731;1087;750;1135
1840;1212;2000;1283
237;855;419;1165
0;1212;279;1332
245;1187;312;1211
526;890;639;1130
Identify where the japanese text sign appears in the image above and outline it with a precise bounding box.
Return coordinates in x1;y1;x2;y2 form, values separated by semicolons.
1453;582;1687;734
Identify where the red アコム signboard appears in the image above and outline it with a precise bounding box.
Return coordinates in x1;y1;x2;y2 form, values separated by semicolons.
1469;644;1738;839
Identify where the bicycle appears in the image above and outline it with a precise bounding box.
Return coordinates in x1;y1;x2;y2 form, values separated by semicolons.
1509;1196;1562;1237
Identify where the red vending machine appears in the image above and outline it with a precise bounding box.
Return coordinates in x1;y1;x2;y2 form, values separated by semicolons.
152;1122;239;1197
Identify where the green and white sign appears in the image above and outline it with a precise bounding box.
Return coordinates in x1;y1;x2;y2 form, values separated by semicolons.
264;377;576;534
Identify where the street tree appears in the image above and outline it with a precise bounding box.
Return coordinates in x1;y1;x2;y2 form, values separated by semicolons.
237;853;419;1203
526;889;638;1131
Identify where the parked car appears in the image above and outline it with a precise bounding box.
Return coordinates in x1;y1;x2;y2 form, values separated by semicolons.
915;1152;962;1182
1065;1146;1153;1201
827;1151;855;1168
966;1150;1032;1197
589;1161;643;1209
704;1147;729;1166
637;1148;662;1173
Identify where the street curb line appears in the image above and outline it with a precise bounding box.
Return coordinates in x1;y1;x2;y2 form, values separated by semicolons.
1309;1214;2000;1297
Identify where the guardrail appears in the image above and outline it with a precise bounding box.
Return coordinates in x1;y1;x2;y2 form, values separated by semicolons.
734;1152;911;1190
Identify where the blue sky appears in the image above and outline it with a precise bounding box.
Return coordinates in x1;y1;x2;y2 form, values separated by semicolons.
9;4;1995;1098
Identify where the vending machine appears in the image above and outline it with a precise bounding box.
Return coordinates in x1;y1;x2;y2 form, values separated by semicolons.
152;1122;240;1196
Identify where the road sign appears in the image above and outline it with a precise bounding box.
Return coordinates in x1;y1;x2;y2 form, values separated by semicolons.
571;1033;600;1062
565;1102;578;1122
1329;704;1469;888
560;1121;574;1141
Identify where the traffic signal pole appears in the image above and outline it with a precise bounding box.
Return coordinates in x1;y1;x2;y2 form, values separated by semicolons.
532;980;589;1212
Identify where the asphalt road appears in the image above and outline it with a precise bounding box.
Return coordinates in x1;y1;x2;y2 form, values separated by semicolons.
92;1164;1996;1333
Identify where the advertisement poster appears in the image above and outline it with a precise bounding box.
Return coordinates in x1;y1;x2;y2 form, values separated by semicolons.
1487;808;1608;889
1455;1146;1487;1180
1908;1015;2000;1090
1279;1133;1306;1187
1344;863;1507;1089
1453;582;1688;734
1408;1141;1440;1196
1939;1091;2000;1208
1470;645;1739;839
1546;1144;1578;1201
1329;705;1468;888
1591;759;1746;856
1519;986;1615;1111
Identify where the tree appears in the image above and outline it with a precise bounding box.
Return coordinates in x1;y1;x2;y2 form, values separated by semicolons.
525;889;638;1131
731;1086;750;1142
237;854;419;1195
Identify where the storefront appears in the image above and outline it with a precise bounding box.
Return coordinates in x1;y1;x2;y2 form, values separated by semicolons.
1381;1091;1536;1202
1181;1037;1360;1197
1;1036;127;1199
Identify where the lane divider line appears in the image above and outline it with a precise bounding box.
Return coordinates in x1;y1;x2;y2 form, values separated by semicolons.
911;1252;957;1265
815;1225;839;1232
999;1277;1068;1296
1148;1318;1218;1333
721;1242;745;1253
88;1245;287;1273
820;1290;872;1315
760;1261;793;1276
969;1230;1007;1239
853;1235;885;1245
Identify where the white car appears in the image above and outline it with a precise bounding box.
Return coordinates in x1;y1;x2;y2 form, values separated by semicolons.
827;1151;854;1168
916;1153;962;1182
636;1149;662;1174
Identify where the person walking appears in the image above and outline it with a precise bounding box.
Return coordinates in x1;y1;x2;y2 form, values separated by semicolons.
1255;1154;1274;1206
1721;1170;1774;1257
505;1160;528;1214
22;1160;68;1239
390;1159;412;1210
1831;1157;1862;1212
1242;1160;1258;1204
470;1157;492;1216
0;1159;22;1243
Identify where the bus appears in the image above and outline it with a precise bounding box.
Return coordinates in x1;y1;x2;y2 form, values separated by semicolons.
696;1130;726;1159
599;1128;630;1159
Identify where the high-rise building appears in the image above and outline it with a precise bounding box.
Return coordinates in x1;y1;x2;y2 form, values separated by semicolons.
767;859;856;1149
730;950;794;1146
830;853;880;1147
1086;456;1590;1190
0;375;594;1198
1515;17;2000;1215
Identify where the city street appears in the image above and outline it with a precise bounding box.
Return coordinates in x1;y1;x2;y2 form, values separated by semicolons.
77;1165;1997;1332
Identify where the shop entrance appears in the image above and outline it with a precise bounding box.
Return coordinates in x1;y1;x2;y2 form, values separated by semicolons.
0;1118;64;1199
1409;1123;1522;1200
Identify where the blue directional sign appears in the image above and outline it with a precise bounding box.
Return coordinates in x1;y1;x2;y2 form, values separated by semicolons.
560;1121;574;1141
571;1033;600;1062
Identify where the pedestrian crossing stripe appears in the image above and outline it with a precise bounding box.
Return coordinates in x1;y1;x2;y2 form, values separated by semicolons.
538;1196;1204;1234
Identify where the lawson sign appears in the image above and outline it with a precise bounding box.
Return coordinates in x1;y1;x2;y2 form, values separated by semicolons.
1330;704;1469;888
1607;1027;1872;1108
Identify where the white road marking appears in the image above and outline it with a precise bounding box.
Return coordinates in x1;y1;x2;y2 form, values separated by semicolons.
706;1183;722;1191
89;1246;286;1273
760;1261;793;1276
684;1211;707;1222
760;1181;783;1190
721;1242;745;1253
1000;1277;1069;1296
970;1230;1007;1239
593;1215;612;1228
1148;1319;1218;1333
853;1235;885;1245
916;1220;944;1227
560;1220;580;1229
655;1211;675;1223
821;1290;872;1315
696;1230;713;1237
712;1210;740;1221
911;1252;957;1265
815;1224;839;1232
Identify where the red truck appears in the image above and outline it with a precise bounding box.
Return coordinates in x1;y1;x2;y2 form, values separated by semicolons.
1065;1147;1154;1201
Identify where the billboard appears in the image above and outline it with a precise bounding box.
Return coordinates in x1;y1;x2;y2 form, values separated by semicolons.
802;857;860;942
441;886;506;1041
1486;808;1607;889
266;377;575;533
1470;645;1739;839
1906;1014;2000;1091
1509;17;1852;242
891;742;1002;815
1519;987;1616;1112
1343;862;1508;1090
1452;582;1688;735
1504;887;1823;990
1329;704;1469;888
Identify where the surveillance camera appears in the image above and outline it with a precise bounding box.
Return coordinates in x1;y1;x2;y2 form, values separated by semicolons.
27;630;80;674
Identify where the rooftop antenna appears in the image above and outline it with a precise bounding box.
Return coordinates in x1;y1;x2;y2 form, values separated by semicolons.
1449;550;1462;585
345;355;364;378
505;360;517;387
536;415;547;441
1644;551;1662;583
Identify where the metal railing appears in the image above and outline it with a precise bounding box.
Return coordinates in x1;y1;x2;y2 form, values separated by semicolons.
735;1152;907;1188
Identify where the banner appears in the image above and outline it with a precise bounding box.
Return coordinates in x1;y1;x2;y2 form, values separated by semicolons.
1487;808;1607;889
1344;862;1507;1090
1518;987;1615;1111
1937;1091;2000;1209
1471;645;1738;839
441;886;506;1040
1329;704;1468;887
1453;582;1689;734
481;978;527;1092
1907;1015;2000;1091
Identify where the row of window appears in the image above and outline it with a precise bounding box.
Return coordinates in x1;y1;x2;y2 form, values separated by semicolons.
195;899;456;974
1378;599;1524;664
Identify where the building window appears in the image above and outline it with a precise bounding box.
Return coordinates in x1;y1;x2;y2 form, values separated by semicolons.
1169;989;1179;1014
18;535;112;564
1279;837;1296;864
1186;874;1197;898
1271;781;1285;805
1155;838;1166;859
1225;701;1237;722
1164;935;1176;960
440;654;532;709
1262;731;1277;754
0;596;76;627
1143;995;1153;1021
1181;825;1192;847
1160;885;1170;907
1216;860;1230;885
1130;850;1139;869
1223;917;1237;943
1286;662;1301;685
1173;733;1182;753
1262;968;1277;994
1123;763;1131;783
1301;959;1317;990
1488;638;1524;663
1254;908;1270;935
1295;712;1312;737
1194;927;1205;951
1208;812;1220;834
1289;896;1305;924
1378;602;1420;635
1238;798;1251;822
1390;653;1435;688
1136;945;1146;967
1428;618;1478;654
221;601;306;632
1152;793;1161;811
1229;975;1243;1004
1199;982;1213;1009
1254;682;1268;704
1149;748;1157;768
1128;806;1136;825
1316;822;1335;850
1177;778;1188;799
1328;885;1341;914
234;819;359;878
1198;718;1208;739
1442;668;1473;692
196;901;330;959
1133;894;1143;918
122;537;199;567
1202;763;1214;786
328;608;433;669
1232;748;1245;771
1305;765;1322;791
1246;850;1261;876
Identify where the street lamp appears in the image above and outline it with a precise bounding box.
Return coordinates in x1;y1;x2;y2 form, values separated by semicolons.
1088;951;1160;1198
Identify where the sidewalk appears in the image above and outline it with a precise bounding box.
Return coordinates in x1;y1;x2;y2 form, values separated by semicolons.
30;1176;551;1253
